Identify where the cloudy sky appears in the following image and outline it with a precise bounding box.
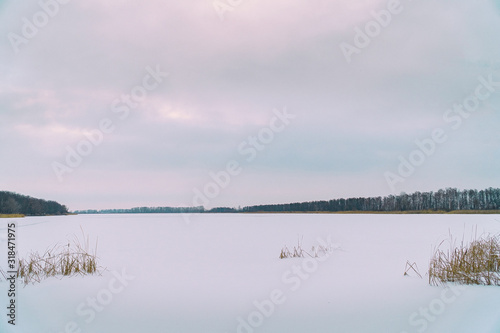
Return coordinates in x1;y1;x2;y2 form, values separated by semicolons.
1;0;500;211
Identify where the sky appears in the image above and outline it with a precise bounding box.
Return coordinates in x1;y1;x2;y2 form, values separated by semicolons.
1;0;500;211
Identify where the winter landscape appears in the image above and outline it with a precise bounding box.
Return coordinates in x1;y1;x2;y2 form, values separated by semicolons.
1;213;500;333
2;0;500;332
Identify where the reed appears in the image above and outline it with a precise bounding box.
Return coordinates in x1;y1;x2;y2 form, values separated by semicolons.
17;227;102;285
279;237;332;259
429;229;500;286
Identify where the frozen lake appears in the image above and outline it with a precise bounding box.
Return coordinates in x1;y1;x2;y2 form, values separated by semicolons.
1;213;500;333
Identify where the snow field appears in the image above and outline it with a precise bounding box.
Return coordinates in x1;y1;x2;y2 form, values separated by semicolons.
0;213;499;332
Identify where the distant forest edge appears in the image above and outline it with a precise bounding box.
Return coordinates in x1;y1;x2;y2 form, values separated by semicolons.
75;206;205;214
74;187;500;214
240;188;500;213
0;191;68;216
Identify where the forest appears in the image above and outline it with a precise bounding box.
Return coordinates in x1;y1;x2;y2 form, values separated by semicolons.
74;187;500;215
0;191;68;216
241;188;500;213
75;206;205;214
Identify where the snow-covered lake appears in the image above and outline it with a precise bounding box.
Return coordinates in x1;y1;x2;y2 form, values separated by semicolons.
1;213;500;333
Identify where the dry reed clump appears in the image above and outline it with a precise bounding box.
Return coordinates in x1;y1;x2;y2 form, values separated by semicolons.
279;237;333;259
429;230;500;286
17;228;102;285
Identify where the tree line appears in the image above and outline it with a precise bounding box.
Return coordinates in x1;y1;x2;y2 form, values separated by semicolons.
73;188;500;215
0;191;68;216
241;188;500;213
75;206;205;214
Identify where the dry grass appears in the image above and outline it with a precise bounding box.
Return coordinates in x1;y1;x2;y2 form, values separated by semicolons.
0;214;24;218
17;228;102;285
279;237;332;259
429;229;500;286
0;266;7;281
404;261;423;278
447;210;500;214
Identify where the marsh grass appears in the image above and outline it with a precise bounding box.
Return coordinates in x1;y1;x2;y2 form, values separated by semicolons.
0;214;24;218
279;237;332;259
17;227;102;285
429;229;500;286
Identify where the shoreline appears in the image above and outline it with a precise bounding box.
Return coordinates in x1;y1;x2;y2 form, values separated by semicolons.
0;214;24;218
69;210;500;215
240;210;500;214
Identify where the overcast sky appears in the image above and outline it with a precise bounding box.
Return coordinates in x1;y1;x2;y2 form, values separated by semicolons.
1;0;500;211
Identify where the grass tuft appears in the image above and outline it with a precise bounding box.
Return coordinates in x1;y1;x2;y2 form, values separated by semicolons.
279;237;333;259
429;229;500;286
17;227;102;285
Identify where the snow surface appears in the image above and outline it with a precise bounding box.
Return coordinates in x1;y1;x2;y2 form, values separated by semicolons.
1;213;500;333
